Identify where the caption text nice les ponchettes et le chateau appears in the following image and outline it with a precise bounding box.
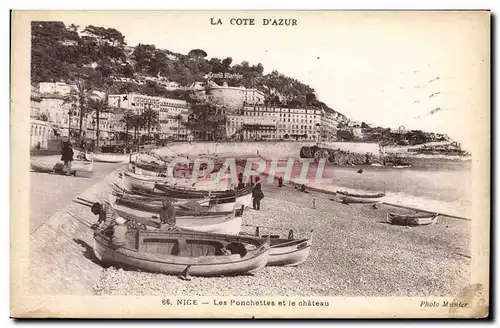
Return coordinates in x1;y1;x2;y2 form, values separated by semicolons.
210;17;298;26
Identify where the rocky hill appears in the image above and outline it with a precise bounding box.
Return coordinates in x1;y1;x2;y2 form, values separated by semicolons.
31;21;345;118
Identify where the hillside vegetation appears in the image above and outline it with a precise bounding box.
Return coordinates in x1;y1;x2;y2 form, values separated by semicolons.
31;21;343;117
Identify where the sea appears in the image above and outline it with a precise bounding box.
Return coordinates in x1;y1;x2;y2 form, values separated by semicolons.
155;143;472;219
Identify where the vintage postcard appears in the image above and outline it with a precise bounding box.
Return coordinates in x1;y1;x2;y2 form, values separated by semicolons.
11;10;490;318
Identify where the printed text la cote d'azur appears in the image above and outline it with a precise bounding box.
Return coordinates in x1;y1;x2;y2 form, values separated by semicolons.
210;18;298;26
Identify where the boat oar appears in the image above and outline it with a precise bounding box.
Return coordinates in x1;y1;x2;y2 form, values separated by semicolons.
76;197;96;207
179;265;192;281
74;199;94;208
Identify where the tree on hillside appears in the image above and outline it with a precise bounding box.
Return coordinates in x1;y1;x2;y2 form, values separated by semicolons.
82;25;126;48
188;49;208;59
306;92;316;105
222;57;233;68
87;93;110;151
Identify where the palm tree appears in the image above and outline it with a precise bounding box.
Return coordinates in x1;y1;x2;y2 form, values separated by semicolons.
140;106;160;143
87;93;110;152
120;110;135;148
62;79;93;139
174;114;184;140
131;113;145;150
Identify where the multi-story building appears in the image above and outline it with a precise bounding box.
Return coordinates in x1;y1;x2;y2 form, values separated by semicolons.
36;82;87;139
30;85;42;118
38;82;73;95
84;111;123;143
108;93;190;140
30;85;48;149
226;106;325;141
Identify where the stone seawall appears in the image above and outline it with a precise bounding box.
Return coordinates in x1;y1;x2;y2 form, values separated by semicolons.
29;168;122;295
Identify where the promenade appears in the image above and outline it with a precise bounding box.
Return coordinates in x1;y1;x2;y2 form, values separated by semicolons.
29;156;122;233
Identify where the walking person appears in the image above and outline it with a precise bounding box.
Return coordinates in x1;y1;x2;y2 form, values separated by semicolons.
252;176;264;210
61;141;74;176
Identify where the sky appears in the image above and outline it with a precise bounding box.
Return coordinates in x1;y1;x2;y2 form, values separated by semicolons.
42;10;490;150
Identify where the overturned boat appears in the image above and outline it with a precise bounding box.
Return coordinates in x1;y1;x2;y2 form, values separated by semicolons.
85;152;131;163
387;212;439;226
335;190;385;204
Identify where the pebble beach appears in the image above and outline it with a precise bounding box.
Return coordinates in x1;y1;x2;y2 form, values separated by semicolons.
29;143;471;298
93;182;470;297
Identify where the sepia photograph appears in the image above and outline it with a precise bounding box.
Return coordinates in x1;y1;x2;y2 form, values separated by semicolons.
10;9;490;319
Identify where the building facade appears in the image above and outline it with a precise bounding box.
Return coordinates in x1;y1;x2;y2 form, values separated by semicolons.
108;93;190;140
30;85;48;149
30;85;42;118
226;106;325;141
30;119;49;149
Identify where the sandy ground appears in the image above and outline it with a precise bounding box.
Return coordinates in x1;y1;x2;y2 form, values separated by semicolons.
94;181;470;297
29;155;122;233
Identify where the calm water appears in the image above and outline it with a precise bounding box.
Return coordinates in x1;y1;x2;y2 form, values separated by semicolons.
155;145;472;218
304;159;471;218
255;157;471;218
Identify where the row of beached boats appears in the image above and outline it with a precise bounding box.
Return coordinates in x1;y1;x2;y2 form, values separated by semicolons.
90;153;313;278
335;191;438;226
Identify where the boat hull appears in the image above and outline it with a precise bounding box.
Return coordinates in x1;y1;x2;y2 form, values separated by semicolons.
268;238;312;267
86;152;131;163
113;205;242;235
236;192;253;208
335;191;385;204
93;230;270;276
388;213;439;226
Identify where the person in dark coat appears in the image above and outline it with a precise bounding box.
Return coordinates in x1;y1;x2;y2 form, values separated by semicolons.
61;142;74;176
252;176;264;210
278;176;284;188
159;199;176;229
236;172;245;190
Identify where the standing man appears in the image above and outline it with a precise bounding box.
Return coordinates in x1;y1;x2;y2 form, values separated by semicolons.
61;141;74;176
252;176;264;210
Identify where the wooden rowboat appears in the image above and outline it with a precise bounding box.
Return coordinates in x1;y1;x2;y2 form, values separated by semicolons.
268;237;312;267
30;160;93;173
127;163;161;177
335;190;385;204
115;196;234;217
30;161;55;173
121;171;175;192
93;229;270;276
387;212;439;226
247;228;313;267
111;204;242;235
85;152;131;163
155;183;253;205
